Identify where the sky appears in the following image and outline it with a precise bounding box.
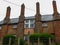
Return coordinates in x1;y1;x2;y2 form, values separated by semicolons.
0;0;60;21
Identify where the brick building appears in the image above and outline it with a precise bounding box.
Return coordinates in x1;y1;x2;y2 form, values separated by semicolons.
0;0;60;43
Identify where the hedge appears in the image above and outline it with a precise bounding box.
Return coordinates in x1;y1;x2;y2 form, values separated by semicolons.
2;34;16;45
29;33;54;42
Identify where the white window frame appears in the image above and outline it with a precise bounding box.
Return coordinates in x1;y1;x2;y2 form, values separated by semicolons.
24;20;35;28
30;20;35;28
24;20;30;28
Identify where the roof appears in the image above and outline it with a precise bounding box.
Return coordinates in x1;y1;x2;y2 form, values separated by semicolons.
41;15;53;21
0;14;56;25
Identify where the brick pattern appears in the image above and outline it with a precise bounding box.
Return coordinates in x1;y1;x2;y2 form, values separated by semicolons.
42;21;54;33
1;25;8;37
17;4;25;39
0;0;60;43
34;2;43;33
4;6;11;23
53;21;60;43
53;0;60;43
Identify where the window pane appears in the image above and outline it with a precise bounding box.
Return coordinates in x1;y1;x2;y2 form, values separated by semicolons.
30;24;34;28
24;24;29;28
30;20;35;23
0;26;2;29
42;23;48;27
25;20;29;23
13;25;17;28
24;35;28;41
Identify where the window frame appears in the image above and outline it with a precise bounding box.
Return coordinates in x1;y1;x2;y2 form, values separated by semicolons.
42;22;48;28
0;26;2;29
12;24;17;28
24;19;35;28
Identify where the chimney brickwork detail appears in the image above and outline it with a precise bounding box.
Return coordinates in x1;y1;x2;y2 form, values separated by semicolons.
34;2;43;33
4;6;11;23
53;0;60;43
17;4;25;39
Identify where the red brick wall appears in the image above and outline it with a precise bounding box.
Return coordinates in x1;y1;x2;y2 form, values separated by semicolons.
54;21;60;43
43;21;54;33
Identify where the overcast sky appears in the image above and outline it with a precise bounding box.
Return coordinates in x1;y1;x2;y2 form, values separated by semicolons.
0;0;60;21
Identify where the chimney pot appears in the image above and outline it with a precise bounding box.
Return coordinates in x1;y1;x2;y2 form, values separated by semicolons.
52;0;58;14
36;2;40;14
20;3;25;16
5;6;11;23
6;6;11;18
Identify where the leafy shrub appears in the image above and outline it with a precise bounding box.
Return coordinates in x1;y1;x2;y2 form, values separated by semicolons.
29;33;40;42
20;39;24;45
3;34;16;45
29;33;54;43
40;33;54;45
40;33;54;41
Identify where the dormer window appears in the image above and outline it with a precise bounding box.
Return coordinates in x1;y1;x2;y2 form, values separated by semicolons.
0;26;2;29
13;25;17;28
42;22;48;28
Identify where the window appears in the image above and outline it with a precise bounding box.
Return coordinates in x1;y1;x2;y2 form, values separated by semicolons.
30;20;35;23
24;20;35;28
0;26;2;29
42;22;48;28
24;35;28;41
13;25;17;28
24;24;29;28
30;24;35;28
51;33;55;36
24;20;29;28
30;20;35;28
25;20;29;23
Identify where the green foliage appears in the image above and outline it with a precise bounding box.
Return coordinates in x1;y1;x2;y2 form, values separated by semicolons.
3;34;16;45
20;39;24;45
40;33;54;38
29;33;54;43
56;43;60;45
29;33;40;42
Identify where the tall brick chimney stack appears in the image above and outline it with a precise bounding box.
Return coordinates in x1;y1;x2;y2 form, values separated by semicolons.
52;0;59;19
53;0;60;43
2;6;11;36
53;0;58;14
17;4;25;39
5;6;11;23
35;2;42;33
19;4;25;22
35;2;41;19
36;2;40;14
20;4;25;16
